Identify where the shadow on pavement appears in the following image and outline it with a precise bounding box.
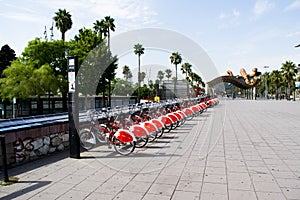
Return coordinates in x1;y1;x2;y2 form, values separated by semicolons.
0;180;51;200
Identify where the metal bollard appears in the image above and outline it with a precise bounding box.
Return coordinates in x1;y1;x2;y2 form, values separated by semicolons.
0;134;9;182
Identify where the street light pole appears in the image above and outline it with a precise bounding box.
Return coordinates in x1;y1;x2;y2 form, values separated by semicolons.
264;66;269;99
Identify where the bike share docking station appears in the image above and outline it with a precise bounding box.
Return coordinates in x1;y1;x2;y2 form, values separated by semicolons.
68;56;80;159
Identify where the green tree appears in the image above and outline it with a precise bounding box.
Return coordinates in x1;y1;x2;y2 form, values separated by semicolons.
112;78;135;96
70;27;103;65
0;60;58;114
21;38;68;105
133;43;145;102
165;69;172;80
122;65;132;81
53;9;73;41
139;71;146;84
281;61;297;100
170;52;182;97
0;44;17;78
157;70;164;83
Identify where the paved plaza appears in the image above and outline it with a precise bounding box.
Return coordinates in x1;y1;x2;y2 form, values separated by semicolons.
1;100;300;200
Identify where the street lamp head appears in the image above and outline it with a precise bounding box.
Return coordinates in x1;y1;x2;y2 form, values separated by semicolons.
295;44;300;48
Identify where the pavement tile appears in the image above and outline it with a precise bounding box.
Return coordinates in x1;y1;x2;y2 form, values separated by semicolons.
176;180;202;192
282;188;300;199
113;191;145;200
56;189;90;199
253;181;282;193
228;189;257;200
200;192;228;200
142;193;170;200
133;173;159;183
155;174;180;185
41;182;74;196
59;174;87;185
256;192;286;200
172;190;200;200
72;179;103;192
94;182;125;196
204;167;226;175
148;183;176;196
84;192;115;200
251;173;276;182
201;183;227;194
228;180;253;191
203;173;227;184
24;192;60;200
276;178;300;189
123;181;152;193
180;171;204;182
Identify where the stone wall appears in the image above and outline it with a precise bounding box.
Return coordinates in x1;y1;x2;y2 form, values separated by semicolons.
1;123;69;166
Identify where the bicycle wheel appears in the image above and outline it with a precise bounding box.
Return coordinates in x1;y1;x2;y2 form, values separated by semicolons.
164;124;172;133
186;114;194;121
148;131;158;142
135;136;148;148
79;128;96;150
112;137;136;155
96;129;107;144
156;129;164;138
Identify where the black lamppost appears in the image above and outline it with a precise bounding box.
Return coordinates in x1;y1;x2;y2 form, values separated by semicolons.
264;66;269;99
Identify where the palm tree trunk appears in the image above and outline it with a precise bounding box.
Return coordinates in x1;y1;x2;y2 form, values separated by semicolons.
287;82;290;100
174;64;177;98
102;83;106;108
62;32;65;41
107;30;110;51
108;80;111;107
138;55;141;103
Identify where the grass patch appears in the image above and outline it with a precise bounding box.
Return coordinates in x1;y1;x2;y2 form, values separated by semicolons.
0;177;19;186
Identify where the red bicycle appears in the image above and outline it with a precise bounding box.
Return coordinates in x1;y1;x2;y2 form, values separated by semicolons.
79;110;136;156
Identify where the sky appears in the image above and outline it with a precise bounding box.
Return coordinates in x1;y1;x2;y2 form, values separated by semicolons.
1;0;300;82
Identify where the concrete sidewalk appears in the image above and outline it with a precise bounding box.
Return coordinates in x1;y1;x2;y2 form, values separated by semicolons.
1;100;300;200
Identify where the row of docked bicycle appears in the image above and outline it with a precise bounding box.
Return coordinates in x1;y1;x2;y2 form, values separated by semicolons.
79;97;219;155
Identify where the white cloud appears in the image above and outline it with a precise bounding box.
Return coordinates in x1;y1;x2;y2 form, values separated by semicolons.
286;31;300;37
219;9;240;19
285;0;300;11
218;9;240;28
253;0;274;17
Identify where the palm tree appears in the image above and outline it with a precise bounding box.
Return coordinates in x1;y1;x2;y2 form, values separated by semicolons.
165;69;172;80
98;16;115;51
93;19;105;36
94;16;116;107
181;62;192;97
181;62;192;81
133;43;145;102
157;70;164;83
281;61;297;100
53;9;73;41
170;52;182;97
122;65;132;81
270;70;282;100
170;52;182;81
190;72;205;87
